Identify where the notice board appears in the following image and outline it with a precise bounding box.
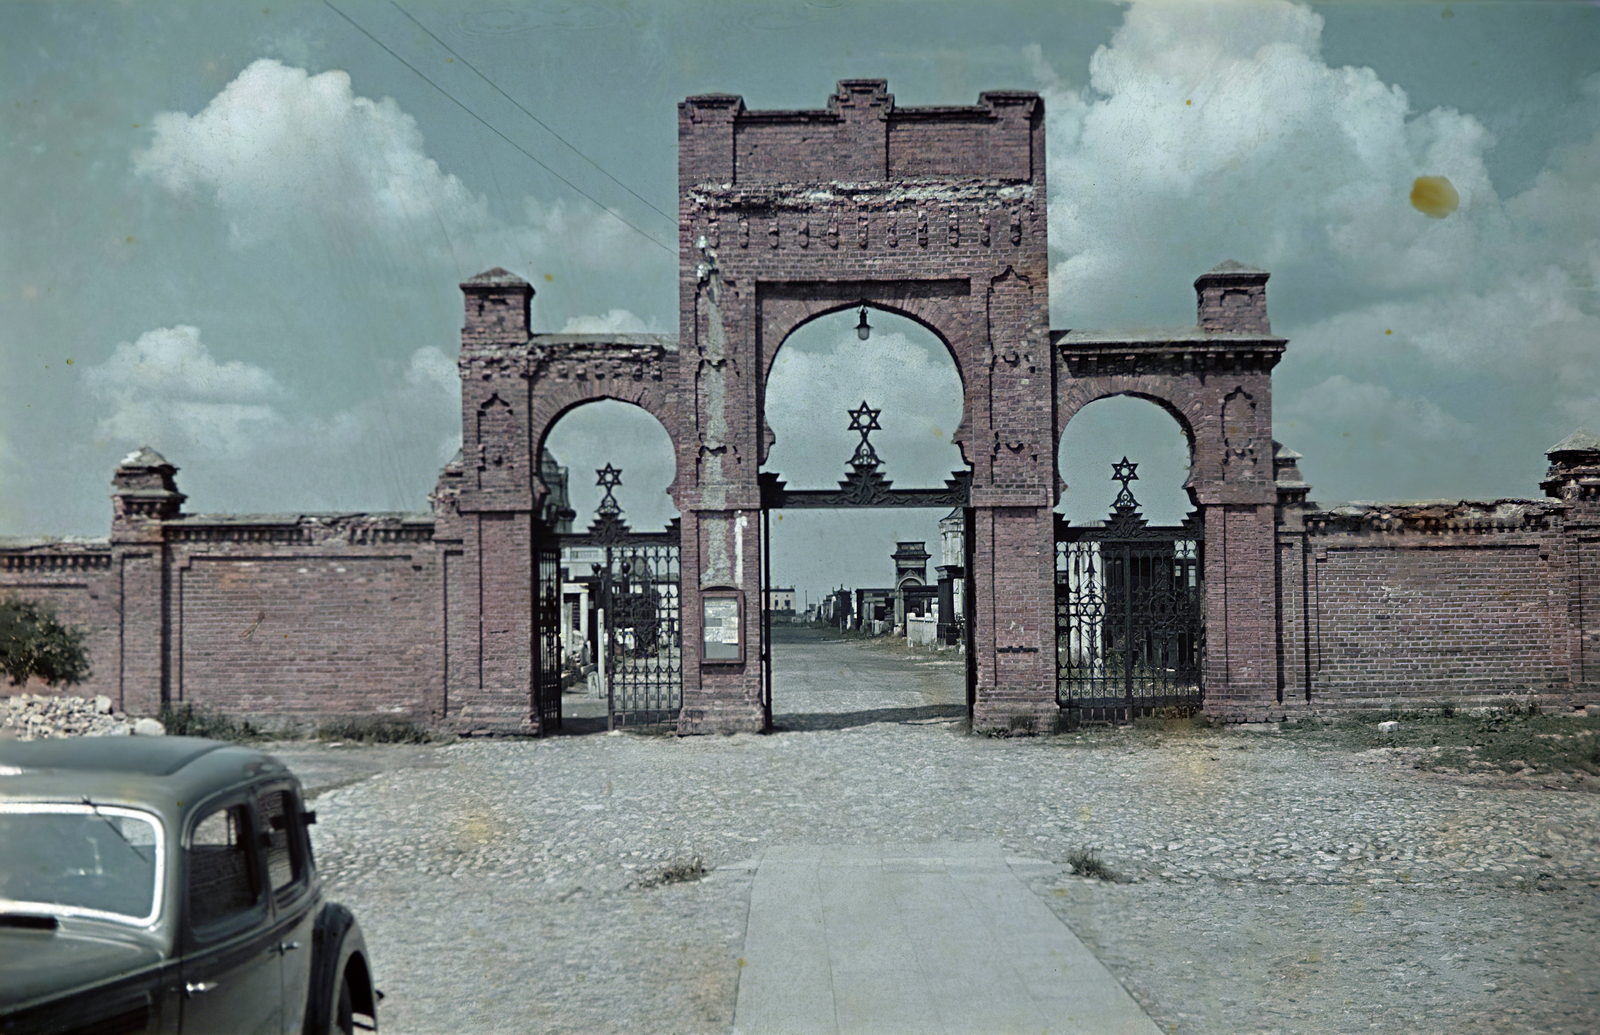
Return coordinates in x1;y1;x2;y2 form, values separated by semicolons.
702;589;744;663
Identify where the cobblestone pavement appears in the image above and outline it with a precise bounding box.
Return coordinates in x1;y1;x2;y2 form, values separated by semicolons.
271;635;1600;1035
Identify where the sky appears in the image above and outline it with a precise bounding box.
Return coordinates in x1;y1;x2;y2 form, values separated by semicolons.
5;0;1599;608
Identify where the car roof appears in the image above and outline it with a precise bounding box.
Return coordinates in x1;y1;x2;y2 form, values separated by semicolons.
0;737;293;821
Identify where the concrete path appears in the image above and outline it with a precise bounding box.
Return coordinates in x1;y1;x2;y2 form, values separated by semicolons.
733;842;1163;1035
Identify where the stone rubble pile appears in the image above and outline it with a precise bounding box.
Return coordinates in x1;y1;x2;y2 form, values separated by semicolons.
1;694;165;740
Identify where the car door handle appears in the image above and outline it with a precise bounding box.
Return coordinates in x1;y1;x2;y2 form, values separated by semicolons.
278;940;301;954
185;981;218;996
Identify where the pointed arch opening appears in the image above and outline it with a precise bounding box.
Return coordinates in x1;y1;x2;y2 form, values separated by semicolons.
759;305;971;729
541;399;683;732
1057;395;1195;526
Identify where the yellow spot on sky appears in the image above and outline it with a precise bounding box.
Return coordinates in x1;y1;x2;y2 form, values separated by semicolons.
132;123;140;129
1385;329;1393;335
21;285;37;300
125;236;135;244
737;957;747;968
1410;175;1459;218
66;359;72;365
1185;99;1192;106
448;57;455;63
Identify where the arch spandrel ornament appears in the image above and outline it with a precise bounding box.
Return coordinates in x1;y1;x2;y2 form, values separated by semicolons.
475;394;517;493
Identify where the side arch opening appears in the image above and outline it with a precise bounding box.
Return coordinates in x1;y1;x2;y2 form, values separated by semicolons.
1057;394;1195;526
541;399;683;732
1055;394;1204;724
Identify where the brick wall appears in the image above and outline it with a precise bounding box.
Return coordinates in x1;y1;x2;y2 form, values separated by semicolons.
174;549;441;723
1273;500;1598;709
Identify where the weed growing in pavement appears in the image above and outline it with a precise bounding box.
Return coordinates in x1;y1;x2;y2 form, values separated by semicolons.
158;704;268;742
1130;711;1214;734
632;857;707;889
1067;847;1123;882
316;717;440;744
1287;708;1600;776
1007;714;1038;736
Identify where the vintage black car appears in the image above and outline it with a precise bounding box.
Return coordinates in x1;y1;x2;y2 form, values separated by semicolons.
0;736;377;1034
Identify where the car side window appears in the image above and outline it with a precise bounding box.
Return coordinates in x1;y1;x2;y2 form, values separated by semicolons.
257;789;305;899
188;805;261;931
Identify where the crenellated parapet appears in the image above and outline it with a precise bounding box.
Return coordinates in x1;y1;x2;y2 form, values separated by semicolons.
680;79;1042;187
163;512;436;546
1304;499;1565;537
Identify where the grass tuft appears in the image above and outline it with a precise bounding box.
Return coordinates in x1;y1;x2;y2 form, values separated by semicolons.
1067;847;1123;882
158;704;267;743
1300;707;1600;776
632;856;707;889
316;717;439;744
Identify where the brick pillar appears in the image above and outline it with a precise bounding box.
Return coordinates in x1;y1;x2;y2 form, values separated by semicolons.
453;269;541;733
109;447;183;717
1202;504;1281;720
970;503;1057;732
677;504;764;734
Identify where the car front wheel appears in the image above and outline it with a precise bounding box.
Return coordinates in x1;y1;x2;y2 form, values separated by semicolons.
305;905;375;1035
334;973;355;1035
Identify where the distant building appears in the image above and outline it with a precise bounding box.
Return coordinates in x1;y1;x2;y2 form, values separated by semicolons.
763;587;795;614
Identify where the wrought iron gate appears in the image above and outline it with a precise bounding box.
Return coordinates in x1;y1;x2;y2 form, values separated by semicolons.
1055;458;1204;722
536;535;564;733
567;465;682;728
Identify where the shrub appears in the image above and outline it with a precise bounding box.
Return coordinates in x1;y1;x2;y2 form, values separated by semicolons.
0;598;90;688
158;704;266;743
316;717;437;744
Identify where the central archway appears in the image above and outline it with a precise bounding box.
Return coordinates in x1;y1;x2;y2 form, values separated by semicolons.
675;80;1054;734
760;304;971;728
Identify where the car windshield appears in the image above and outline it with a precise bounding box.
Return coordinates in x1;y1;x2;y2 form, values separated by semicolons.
0;803;164;925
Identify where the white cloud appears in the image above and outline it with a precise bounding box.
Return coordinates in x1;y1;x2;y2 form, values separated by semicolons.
83;326;285;454
134;61;484;256
81;327;462;513
1036;0;1503;325
133;59;659;279
1285;374;1472;446
556;309;656;334
1031;0;1600;505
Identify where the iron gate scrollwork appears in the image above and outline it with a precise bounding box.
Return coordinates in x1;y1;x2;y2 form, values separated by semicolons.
1055;458;1204;722
567;465;682;728
536;537;564;733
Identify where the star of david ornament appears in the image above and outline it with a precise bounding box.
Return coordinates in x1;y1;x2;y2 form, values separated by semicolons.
1111;457;1138;486
848;401;882;436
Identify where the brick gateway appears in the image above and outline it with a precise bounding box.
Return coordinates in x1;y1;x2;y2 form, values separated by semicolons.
5;81;1598;732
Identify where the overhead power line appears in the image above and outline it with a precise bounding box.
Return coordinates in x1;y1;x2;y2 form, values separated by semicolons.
390;1;676;228
324;0;674;255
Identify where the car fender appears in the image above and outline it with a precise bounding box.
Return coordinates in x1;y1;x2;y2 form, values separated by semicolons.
303;903;376;1035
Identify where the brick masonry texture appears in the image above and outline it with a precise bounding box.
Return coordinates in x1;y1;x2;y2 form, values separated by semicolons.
3;80;1598;731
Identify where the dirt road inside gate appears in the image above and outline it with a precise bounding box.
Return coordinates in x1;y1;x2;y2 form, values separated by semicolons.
269;632;1600;1035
